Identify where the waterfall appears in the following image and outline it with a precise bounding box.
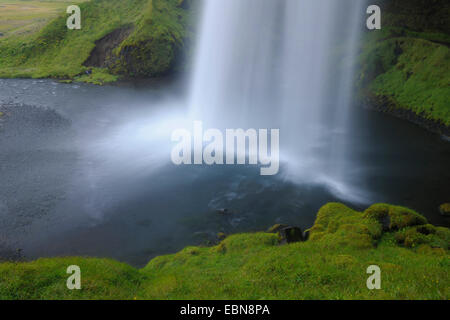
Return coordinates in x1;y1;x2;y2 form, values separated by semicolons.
189;0;367;198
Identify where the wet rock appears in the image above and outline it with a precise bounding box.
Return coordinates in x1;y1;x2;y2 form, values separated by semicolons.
267;224;289;233
303;229;310;241
268;224;304;244
380;214;391;231
216;208;232;215
439;203;450;217
217;232;227;241
279;227;304;244
83;27;133;68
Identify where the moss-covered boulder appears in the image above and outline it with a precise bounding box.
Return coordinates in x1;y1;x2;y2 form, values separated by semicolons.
364;203;428;231
111;0;192;77
217;232;227;241
268;224;304;244
308;203;382;249
308;203;434;250
394;224;450;249
439;203;450;217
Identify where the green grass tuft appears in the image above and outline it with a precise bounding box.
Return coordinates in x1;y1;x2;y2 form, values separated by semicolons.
0;203;448;300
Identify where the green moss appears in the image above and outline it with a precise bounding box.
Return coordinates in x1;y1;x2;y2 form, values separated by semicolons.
395;224;449;250
359;33;450;126
74;68;119;85
364;203;428;230
358;0;450;127
0;203;448;300
0;257;142;300
308;203;382;249
0;0;192;82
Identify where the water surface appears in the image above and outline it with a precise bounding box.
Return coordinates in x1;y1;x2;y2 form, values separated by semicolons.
0;79;448;267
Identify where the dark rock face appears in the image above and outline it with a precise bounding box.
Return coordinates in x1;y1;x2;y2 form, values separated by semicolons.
380;0;450;33
380;214;391;232
362;93;450;137
268;224;304;244
278;227;304;244
303;229;310;241
83;27;133;68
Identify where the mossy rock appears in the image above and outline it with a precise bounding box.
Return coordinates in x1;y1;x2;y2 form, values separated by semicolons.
267;224;289;233
309;203;382;249
364;204;427;230
416;245;447;256
215;233;279;254
217;232;227;241
278;227;304;244
268;224;304;244
394;224;449;249
439;203;450;217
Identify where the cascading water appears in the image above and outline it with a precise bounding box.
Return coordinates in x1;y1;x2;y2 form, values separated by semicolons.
189;0;367;201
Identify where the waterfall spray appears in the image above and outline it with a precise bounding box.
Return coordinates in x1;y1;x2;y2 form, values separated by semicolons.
189;0;367;198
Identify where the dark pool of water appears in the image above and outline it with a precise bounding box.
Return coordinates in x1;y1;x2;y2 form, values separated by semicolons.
0;79;448;267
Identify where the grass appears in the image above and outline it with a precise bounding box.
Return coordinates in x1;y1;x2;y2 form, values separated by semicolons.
358;1;450;127
0;0;88;38
0;203;448;300
359;30;450;126
0;0;191;83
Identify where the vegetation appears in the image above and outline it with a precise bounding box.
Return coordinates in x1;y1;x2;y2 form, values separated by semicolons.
358;0;450;127
0;0;193;84
1;203;448;300
0;0;88;38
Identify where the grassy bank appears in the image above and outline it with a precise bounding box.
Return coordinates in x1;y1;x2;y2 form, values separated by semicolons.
358;0;450;129
1;203;448;300
0;0;193;84
0;0;88;38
